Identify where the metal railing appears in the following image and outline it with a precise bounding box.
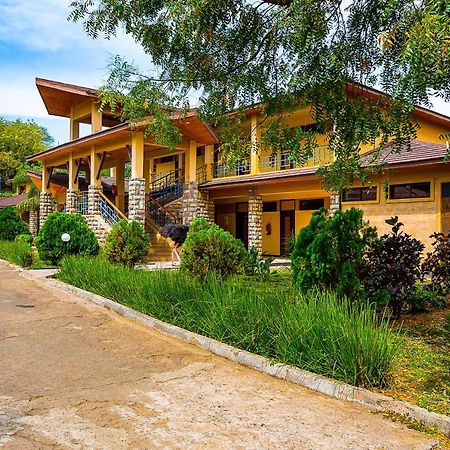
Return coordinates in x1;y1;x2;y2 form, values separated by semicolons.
212;160;250;178
145;194;180;229
77;191;88;215
150;168;184;206
196;165;208;184
98;191;128;226
259;146;333;172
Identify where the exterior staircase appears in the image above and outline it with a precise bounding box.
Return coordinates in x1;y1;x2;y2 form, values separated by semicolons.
84;214;111;244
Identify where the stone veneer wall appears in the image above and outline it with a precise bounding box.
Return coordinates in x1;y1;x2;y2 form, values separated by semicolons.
29;210;39;237
128;178;146;227
66;189;79;214
39;192;53;231
88;185;102;215
182;182;215;225
329;192;341;215
248;188;263;256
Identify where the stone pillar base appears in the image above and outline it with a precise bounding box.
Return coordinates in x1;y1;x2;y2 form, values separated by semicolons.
248;188;263;256
39;192;53;231
330;192;341;215
29;210;39;236
128;178;146;227
66;189;80;214
88;185;102;215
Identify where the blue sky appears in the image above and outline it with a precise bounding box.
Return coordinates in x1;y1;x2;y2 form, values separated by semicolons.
0;0;449;147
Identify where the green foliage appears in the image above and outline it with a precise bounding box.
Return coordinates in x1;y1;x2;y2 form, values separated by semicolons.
15;233;33;245
292;208;377;301
422;232;450;295
59;256;399;387
0;206;30;241
182;218;246;280
69;1;450;191
102;220;150;268
0;240;33;268
0;118;53;179
36;212;99;264
363;217;425;319
244;246;275;281
16;182;40;214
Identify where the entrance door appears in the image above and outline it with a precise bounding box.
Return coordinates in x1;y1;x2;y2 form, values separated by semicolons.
236;212;249;248
280;210;295;255
441;182;450;233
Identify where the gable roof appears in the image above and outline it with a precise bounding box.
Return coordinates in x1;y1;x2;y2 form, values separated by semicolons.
0;193;28;208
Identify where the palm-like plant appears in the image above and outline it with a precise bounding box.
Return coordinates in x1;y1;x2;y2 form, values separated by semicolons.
16;183;40;214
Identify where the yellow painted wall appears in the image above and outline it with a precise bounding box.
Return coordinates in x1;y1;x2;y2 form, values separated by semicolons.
416;118;450;144
262;212;280;255
155;161;175;175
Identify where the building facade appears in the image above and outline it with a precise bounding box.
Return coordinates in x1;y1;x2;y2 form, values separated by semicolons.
27;78;450;255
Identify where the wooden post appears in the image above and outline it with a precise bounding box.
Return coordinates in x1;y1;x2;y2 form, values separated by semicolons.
205;145;214;181
115;160;125;212
250;113;260;176
91;102;103;134
68;153;79;190
131;132;145;179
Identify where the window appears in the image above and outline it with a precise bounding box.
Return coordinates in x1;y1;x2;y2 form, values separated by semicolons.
300;199;325;210
160;156;174;164
196;146;205;157
389;182;431;200
342;186;377;202
263;202;278;212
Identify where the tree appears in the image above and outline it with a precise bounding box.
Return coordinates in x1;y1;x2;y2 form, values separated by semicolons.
69;1;450;191
0;118;54;181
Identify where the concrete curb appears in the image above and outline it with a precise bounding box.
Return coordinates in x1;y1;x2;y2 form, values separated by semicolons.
26;274;448;437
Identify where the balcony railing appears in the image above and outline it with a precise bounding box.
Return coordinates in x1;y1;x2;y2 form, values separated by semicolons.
212;160;251;179
259;146;333;172
98;191;127;226
77;191;88;215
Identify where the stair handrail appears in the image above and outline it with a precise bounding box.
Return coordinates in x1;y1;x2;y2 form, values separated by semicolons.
98;191;128;226
146;193;180;223
151;168;183;192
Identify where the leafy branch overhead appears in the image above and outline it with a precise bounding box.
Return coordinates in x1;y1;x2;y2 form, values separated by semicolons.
69;0;450;191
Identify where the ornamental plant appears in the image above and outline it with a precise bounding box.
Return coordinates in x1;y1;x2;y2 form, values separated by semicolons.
291;208;377;301
362;216;425;319
0;206;30;241
36;212;99;264
102;220;150;268
422;231;450;295
182;218;246;281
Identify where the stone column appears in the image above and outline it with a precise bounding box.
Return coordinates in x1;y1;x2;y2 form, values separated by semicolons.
66;189;79;214
248;188;263;256
39;192;53;230
88;184;102;215
29;210;39;236
182;182;199;225
330;192;341;215
128;178;146;227
198;190;215;223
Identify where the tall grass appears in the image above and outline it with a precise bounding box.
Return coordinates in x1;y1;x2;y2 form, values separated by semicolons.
0;240;33;268
59;256;399;387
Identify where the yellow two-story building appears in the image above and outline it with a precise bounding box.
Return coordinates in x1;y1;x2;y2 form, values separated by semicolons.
27;78;450;255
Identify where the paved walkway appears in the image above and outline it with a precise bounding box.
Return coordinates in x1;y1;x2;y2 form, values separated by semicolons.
0;262;437;449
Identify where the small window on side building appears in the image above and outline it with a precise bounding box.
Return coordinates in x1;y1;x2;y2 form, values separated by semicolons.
342;186;377;202
389;182;431;200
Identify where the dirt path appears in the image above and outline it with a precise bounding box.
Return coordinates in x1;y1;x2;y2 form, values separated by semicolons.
0;263;438;449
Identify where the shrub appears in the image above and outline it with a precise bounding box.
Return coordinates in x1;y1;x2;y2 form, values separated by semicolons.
58;256;399;387
102;220;150;267
422;231;450;295
244;246;275;280
362;216;424;319
159;223;189;247
15;233;33;245
36;212;99;264
0;206;30;241
0;240;33;268
291;208;377;301
182;218;246;280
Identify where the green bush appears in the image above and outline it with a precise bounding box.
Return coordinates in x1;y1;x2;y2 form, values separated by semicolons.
244;246;274;280
291;208;377;301
15;233;33;245
59;256;399;387
0;240;33;268
102;220;150;267
36;212;99;264
182;218;246;280
0;206;30;241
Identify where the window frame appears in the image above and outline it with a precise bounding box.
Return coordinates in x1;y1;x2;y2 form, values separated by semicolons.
387;180;433;203
342;185;379;204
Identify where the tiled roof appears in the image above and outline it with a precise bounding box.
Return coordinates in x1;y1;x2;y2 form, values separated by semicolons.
361;140;448;167
0;193;28;208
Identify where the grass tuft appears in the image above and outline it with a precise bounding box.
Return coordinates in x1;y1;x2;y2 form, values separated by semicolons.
0;240;34;268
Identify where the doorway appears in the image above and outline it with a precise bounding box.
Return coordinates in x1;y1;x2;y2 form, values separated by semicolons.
441;182;450;233
236;212;248;248
280;210;295;255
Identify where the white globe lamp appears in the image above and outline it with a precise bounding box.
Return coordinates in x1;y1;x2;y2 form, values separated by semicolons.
61;233;71;243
